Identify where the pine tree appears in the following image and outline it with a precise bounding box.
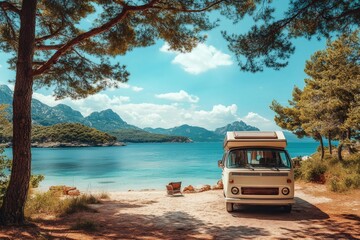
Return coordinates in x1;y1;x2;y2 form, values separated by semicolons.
301;31;360;160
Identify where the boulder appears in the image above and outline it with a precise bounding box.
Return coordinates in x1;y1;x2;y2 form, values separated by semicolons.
63;186;77;195
199;184;211;192
67;189;80;196
49;185;80;196
212;180;223;190
183;185;196;193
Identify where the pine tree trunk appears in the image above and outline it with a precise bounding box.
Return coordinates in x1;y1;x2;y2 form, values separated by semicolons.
347;128;353;154
0;0;37;225
338;142;343;162
319;136;324;160
328;131;332;155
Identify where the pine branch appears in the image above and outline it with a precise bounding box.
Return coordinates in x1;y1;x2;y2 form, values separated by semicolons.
32;0;225;76
0;1;20;14
35;44;64;50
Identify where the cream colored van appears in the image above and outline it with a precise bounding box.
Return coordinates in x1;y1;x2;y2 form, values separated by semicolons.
218;131;294;213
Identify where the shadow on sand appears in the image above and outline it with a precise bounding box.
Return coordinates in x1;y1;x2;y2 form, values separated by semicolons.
1;196;359;239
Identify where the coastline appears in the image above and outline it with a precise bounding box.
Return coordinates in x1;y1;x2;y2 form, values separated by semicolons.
0;141;126;148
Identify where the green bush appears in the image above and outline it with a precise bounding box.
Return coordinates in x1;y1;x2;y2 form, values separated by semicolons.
296;150;360;192
25;192;101;217
301;158;327;183
0;148;11;204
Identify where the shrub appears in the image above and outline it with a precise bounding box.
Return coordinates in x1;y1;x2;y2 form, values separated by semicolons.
97;192;110;199
297;149;360;192
301;158;327;183
25;192;101;217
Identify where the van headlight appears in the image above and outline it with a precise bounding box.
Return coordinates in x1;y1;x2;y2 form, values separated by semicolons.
282;187;290;195
231;187;239;195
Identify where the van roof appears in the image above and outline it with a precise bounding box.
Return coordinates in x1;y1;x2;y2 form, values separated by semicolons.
224;131;287;150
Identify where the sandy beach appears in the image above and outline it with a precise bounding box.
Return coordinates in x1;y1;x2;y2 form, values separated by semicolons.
1;182;359;239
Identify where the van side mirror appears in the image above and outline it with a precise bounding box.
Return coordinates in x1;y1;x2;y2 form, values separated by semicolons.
218;160;224;168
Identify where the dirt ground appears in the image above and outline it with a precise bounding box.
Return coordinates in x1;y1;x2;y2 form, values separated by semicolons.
1;182;359;240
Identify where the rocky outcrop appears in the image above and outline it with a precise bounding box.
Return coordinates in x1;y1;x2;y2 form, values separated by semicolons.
183;185;196;193
183;182;221;193
212;180;223;190
49;185;80;196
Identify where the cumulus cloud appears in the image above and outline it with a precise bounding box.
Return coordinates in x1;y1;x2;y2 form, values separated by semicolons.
32;91;275;130
160;42;233;74
155;90;199;103
132;86;143;92
117;82;143;92
240;112;275;130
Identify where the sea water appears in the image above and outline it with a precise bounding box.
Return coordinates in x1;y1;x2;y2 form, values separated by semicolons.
3;141;320;191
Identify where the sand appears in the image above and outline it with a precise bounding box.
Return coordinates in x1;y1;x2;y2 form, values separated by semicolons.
1;182;359;239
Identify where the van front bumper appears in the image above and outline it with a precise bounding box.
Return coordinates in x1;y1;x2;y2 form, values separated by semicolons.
225;197;295;205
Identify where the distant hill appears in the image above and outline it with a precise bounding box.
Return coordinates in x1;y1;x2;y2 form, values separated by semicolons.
145;124;222;142
0;85;137;131
85;109;139;132
109;129;191;143
1;84;262;143
32;102;90;126
214;121;259;135
32;123;118;146
145;121;260;142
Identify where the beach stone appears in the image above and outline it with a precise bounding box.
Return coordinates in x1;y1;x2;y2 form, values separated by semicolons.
199;184;211;192
63;186;77;195
183;185;195;193
212;180;223;190
67;189;80;196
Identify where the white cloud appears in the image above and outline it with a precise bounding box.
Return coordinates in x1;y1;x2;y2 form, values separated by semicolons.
32;92;276;130
132;86;143;92
117;82;131;89
0;64;2;68
155;90;199;103
116;82;143;92
240;112;276;131
160;42;233;74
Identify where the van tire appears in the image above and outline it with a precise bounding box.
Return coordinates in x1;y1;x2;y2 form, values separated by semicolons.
226;203;234;212
284;205;292;213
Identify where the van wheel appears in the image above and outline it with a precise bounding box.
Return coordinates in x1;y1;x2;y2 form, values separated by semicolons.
284;205;292;213
226;203;234;212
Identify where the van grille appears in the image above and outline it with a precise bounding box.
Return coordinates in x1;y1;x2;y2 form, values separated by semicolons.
241;187;279;195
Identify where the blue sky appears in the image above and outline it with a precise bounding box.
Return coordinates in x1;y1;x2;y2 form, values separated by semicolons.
0;7;327;131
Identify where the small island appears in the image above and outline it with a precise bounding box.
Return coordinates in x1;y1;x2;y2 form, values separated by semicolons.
1;123;125;148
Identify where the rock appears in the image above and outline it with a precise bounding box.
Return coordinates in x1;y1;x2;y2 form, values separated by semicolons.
183;185;196;193
199;184;211;192
67;189;80;196
49;185;80;196
212;180;223;190
63;186;77;195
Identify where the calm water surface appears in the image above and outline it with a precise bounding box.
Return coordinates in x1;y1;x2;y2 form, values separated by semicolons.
4;141;319;191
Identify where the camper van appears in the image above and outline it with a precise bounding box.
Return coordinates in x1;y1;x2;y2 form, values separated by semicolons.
218;131;294;213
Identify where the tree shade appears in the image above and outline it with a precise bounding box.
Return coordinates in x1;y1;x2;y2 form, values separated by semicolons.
1;0;359;225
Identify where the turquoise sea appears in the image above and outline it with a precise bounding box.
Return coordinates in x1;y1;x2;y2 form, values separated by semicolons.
3;141;320;192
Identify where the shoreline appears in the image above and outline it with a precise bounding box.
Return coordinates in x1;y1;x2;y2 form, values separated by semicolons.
0;141;126;148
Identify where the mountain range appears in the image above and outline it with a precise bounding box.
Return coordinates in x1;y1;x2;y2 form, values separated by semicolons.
0;85;261;142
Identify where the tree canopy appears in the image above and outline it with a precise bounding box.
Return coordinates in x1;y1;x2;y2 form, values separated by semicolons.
224;0;360;72
271;30;360;159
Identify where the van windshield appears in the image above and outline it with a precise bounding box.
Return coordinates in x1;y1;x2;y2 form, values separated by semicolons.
226;148;291;169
